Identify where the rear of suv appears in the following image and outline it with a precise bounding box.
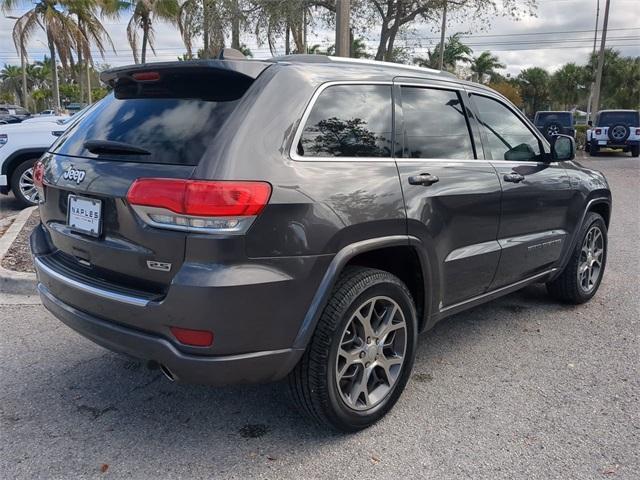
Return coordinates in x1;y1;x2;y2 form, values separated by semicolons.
31;56;611;431
587;109;640;157
534;111;575;140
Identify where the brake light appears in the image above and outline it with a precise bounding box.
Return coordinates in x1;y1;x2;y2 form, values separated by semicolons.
170;327;214;347
132;71;160;81
33;160;44;187
127;179;272;234
595;129;602;135
636;128;640;135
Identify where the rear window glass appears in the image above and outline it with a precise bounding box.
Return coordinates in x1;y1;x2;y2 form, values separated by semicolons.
536;112;572;126
598;112;639;126
401;87;474;159
297;84;393;158
53;72;248;165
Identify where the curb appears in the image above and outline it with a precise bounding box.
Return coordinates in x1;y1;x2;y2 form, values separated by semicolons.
0;206;38;296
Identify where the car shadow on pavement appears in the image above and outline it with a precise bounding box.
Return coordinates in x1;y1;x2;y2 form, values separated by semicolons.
8;283;580;473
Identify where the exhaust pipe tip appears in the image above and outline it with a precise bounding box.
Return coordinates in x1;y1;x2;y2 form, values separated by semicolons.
160;364;175;382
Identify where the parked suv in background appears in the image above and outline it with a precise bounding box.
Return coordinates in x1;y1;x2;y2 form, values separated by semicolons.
1;109;87;207
587;110;640;157
534;111;575;140
31;55;611;431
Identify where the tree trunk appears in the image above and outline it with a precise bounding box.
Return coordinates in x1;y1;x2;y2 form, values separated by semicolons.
203;0;210;58
285;22;290;55
141;19;149;64
231;0;240;49
77;39;85;106
86;60;92;104
375;18;390;60
20;50;28;109
48;32;61;110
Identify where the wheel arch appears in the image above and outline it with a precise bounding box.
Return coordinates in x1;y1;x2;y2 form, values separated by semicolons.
292;236;436;350
1;148;47;186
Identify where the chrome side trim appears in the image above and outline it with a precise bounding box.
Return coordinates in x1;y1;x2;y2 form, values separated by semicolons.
440;268;557;313
444;239;501;262
35;257;150;307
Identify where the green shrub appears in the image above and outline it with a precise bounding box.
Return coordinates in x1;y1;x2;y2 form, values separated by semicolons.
575;125;588;150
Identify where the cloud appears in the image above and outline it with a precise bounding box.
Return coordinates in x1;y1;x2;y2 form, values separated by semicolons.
0;0;638;76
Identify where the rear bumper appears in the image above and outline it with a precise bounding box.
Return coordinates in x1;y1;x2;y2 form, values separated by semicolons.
591;139;639;148
38;282;304;385
31;222;331;385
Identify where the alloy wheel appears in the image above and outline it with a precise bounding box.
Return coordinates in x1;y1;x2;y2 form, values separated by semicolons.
18;167;39;204
335;296;407;411
577;225;604;293
546;125;560;136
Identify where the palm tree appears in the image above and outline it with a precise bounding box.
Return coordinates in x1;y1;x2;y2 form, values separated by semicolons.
2;0;82;110
471;51;505;84
27;58;53;90
127;0;179;63
67;0;117;103
414;33;473;72
0;64;23;104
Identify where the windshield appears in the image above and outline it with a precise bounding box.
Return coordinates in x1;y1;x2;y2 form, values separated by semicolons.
598;111;639;126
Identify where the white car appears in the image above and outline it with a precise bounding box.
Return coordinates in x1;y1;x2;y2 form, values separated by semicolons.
586;110;640;157
0;107;89;207
23;115;70;124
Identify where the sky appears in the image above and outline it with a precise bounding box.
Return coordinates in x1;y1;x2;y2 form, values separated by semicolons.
0;0;638;77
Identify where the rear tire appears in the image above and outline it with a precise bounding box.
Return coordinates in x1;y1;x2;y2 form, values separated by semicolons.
631;145;640;157
10;159;40;208
288;266;417;432
547;212;607;304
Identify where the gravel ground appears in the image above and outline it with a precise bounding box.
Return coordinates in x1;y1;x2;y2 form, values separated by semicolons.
0;192;25;219
1;210;39;272
0;153;638;479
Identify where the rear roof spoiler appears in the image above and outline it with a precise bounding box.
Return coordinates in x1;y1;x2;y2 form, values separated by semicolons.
100;59;272;87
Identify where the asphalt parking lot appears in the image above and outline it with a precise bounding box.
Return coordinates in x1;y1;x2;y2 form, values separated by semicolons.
1;153;638;479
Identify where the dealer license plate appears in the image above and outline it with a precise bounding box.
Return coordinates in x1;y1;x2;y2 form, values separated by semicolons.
67;195;102;237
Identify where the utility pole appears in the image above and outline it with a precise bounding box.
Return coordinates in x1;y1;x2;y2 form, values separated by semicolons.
335;0;350;57
591;0;610;118
438;1;448;70
586;0;600;124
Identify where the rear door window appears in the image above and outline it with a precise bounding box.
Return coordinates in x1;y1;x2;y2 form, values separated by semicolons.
400;87;474;159
297;84;393;158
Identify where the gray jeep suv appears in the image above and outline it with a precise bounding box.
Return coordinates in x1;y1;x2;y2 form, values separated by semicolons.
30;55;611;431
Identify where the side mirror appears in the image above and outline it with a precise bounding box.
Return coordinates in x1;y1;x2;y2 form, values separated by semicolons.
587;120;593;127
551;134;575;161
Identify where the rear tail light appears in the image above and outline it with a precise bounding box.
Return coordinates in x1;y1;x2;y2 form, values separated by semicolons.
126;179;272;234
33;159;45;203
595;129;602;135
169;326;214;347
636;128;640;136
0;134;7;147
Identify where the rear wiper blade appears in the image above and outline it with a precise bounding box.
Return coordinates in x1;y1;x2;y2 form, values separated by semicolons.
84;139;151;155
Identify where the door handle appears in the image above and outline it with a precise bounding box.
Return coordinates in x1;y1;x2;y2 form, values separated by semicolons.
503;173;525;183
408;173;440;186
